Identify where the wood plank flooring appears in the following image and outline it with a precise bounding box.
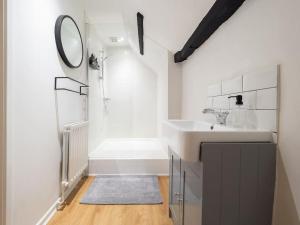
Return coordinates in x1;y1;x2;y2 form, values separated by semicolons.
48;176;173;225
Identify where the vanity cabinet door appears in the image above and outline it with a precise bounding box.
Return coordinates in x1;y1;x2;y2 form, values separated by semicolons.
181;166;203;225
169;150;181;225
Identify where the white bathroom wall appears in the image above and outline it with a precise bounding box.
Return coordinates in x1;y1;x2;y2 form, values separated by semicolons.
86;0;172;137
0;1;5;224
120;6;169;135
103;46;157;139
87;29;175;150
87;24;107;153
134;37;169;137
168;51;182;119
181;0;300;223
6;0;87;224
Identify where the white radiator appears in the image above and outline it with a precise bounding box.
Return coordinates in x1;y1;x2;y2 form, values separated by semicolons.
59;121;88;207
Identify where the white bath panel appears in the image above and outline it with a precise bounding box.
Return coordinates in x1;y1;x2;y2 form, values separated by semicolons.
89;159;169;176
89;138;169;176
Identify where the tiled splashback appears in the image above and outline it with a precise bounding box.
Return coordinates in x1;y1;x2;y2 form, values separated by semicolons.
206;65;279;132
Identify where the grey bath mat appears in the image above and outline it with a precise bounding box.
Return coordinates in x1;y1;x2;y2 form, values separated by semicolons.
80;175;163;205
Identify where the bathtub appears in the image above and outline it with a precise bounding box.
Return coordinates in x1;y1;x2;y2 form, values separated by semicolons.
89;138;169;175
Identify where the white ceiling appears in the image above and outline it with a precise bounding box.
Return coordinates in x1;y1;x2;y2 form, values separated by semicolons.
91;23;129;47
85;0;215;52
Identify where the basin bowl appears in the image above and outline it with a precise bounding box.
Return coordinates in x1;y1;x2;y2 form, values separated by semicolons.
162;120;273;162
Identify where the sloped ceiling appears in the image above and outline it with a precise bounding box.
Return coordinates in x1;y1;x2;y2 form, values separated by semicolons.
91;23;129;47
85;0;215;53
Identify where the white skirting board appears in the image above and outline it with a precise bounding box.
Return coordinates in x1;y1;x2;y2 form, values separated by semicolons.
35;199;59;225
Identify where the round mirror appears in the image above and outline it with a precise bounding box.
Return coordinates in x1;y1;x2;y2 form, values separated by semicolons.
55;15;83;68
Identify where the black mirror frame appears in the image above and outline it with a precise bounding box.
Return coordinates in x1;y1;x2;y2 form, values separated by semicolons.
55;15;84;68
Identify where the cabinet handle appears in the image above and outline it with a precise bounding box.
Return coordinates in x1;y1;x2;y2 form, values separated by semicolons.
175;192;183;202
182;171;186;225
177;197;183;202
199;144;202;161
170;154;174;202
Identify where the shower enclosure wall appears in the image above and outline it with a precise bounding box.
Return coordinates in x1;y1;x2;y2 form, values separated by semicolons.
88;43;168;175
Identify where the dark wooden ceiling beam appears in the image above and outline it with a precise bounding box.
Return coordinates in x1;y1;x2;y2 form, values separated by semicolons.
137;12;144;55
174;0;246;63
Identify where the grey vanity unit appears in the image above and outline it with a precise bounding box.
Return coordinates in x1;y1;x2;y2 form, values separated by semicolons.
169;142;276;225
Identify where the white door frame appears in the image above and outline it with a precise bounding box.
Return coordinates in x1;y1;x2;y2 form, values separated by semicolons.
0;0;6;224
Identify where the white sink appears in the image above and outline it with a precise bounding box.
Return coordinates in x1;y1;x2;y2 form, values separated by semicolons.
162;120;273;162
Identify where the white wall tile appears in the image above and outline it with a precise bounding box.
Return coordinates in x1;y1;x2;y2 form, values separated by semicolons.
222;76;243;95
203;113;217;124
243;65;278;91
105;47;158;138
206;97;214;108
229;91;257;110
256;88;277;109
213;95;230;110
206;66;279;132
227;109;256;129
207;82;221;96
228;95;238;109
255;110;277;132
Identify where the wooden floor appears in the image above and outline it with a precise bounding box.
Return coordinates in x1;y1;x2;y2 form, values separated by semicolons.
48;177;173;225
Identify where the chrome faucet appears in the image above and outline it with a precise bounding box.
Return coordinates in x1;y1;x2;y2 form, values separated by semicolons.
202;108;229;125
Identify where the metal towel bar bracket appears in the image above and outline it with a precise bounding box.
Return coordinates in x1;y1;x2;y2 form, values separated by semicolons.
55;76;89;96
